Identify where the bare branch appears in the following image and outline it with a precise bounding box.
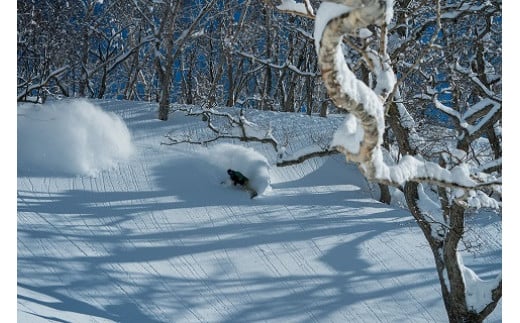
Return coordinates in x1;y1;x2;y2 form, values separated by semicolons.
478;279;502;319
17;65;70;102
277;148;339;166
275;0;316;19
164;106;345;168
236;50;319;77
388;0;442;105
162;106;280;152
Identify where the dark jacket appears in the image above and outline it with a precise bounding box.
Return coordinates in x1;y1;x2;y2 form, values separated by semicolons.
227;169;248;186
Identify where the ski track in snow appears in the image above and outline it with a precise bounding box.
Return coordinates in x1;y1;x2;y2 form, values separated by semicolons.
17;100;502;323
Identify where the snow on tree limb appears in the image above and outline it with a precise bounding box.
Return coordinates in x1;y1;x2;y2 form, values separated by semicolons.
276;0;315;18
277;146;339;167
17;65;70;102
316;0;393;174
236;50;318;77
315;0;498;191
463;99;501;122
432;95;502;150
311;1;501;319
455;62;502;102
165;106;344;167
163;106;280;152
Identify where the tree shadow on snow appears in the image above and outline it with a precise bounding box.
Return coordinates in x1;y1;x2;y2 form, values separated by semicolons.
17;152;502;322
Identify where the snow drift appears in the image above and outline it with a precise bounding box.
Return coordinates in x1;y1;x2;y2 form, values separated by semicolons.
18;99;134;176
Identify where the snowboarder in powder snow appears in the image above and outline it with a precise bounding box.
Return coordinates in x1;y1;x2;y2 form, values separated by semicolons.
227;169;258;198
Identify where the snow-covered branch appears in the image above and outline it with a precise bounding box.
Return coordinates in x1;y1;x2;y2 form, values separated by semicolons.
315;0;499;192
17;65;70;102
236;51;318;77
276;0;315;18
276;146;339;167
163;106;280;152
165;106;345;167
455;63;502;103
368;150;501;191
432;95;502;150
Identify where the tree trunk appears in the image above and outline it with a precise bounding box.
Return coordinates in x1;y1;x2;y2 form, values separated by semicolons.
319;100;328;117
261;5;273;111
378;183;391;204
157;58;173;120
158;83;171;121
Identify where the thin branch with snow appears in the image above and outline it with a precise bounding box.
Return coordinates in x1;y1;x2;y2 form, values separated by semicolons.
163;106;280;152
236;51;318;77
17;65;70;102
276;0;315;18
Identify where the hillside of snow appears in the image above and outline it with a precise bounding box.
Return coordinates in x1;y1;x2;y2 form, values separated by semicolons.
17;99;502;322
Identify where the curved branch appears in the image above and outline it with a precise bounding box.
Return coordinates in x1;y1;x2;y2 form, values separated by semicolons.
277;148;339;167
478;279;502;319
275;0;316;18
163;106;279;152
316;1;499;191
17;65;70;102
316;0;389;178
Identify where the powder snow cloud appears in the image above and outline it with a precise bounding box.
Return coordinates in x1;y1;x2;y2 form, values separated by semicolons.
18;99;134;176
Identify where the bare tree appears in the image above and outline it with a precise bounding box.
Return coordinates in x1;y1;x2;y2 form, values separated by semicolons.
172;1;502;321
17;0;153;102
17;0;75;102
309;0;501;321
18;0;330;114
186;0;502;322
131;0;218;120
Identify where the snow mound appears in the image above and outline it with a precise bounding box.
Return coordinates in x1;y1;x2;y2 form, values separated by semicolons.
18;99;134;176
205;143;271;195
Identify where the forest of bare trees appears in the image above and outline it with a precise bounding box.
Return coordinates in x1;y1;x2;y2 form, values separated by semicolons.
17;0;332;118
18;0;502;322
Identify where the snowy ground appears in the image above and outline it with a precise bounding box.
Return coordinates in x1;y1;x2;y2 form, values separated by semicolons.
17;99;502;322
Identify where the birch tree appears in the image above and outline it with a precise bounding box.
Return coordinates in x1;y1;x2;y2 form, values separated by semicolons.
275;0;501;321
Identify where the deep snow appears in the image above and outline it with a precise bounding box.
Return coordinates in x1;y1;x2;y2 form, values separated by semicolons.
16;99;502;322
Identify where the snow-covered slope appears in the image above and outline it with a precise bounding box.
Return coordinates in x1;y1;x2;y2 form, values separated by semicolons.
17;99;502;322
